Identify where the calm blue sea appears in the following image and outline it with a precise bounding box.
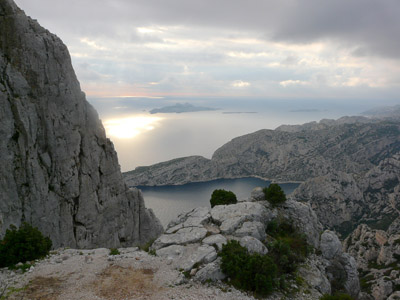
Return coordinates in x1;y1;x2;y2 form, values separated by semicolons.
139;177;299;227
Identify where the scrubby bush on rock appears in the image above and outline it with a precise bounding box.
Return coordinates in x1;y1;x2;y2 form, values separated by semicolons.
219;240;278;296
210;189;237;208
0;222;52;268
263;183;286;206
219;219;312;296
319;293;354;300
267;219;310;273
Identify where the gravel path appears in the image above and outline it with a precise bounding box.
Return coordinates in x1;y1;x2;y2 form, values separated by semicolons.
0;248;258;300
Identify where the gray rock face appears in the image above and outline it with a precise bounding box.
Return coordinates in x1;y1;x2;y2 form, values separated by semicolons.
0;0;163;248
320;231;343;260
282;200;323;248
298;255;331;295
344;223;400;300
292;154;400;236
124;121;400;186
250;187;264;201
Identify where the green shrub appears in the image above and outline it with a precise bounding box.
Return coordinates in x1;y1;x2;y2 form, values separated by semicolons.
319;293;354;300
0;223;52;268
263;184;287;206
266;219;310;273
210;189;237;208
219;240;278;296
109;248;120;255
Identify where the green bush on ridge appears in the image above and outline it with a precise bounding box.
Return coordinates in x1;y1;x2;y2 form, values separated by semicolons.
319;293;354;300
210;189;237;208
0;222;52;268
263;183;287;206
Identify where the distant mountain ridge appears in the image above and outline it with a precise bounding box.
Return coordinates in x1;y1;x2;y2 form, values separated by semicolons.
149;103;217;114
124;118;400;186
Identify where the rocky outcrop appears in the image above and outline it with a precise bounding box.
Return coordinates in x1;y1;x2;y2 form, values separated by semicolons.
151;189;360;299
124;120;400;186
0;0;163;248
343;223;400;300
292;154;400;237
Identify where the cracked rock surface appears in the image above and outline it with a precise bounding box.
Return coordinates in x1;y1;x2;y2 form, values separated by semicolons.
0;0;162;248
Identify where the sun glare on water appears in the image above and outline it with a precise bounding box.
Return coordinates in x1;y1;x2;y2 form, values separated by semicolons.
103;116;161;139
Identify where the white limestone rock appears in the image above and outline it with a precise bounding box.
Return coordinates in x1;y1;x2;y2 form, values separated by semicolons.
202;234;227;251
194;258;226;282
152;227;208;250
234;221;266;241
211;202;272;234
177;245;218;272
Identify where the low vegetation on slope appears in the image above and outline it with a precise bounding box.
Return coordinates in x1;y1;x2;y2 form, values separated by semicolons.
0;223;52;268
219;218;310;297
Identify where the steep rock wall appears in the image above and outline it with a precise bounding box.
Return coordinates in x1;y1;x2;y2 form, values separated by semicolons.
0;0;163;248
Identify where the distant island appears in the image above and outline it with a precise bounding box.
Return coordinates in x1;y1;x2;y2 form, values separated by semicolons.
149;103;218;114
222;111;257;114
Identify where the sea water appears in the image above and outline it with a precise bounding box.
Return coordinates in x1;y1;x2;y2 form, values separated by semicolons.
139;177;299;227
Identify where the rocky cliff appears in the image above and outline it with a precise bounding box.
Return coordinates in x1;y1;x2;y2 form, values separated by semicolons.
291;153;400;237
124;120;400;186
0;0;163;248
343;222;400;300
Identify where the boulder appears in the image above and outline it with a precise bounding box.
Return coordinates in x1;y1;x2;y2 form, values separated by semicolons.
239;236;268;255
152;227;207;250
211;202;273;235
282;200;323;248
202;234;227;251
178;245;218;272
250;187;265;201
320;230;342;260
194;258;226;282
234;221;266;241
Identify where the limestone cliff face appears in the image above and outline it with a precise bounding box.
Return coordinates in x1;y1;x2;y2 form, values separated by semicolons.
343;223;400;300
0;0;163;248
124;120;400;186
292;154;400;237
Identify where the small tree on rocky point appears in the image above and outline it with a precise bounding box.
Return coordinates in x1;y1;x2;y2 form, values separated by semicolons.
263;184;286;207
210;189;237;208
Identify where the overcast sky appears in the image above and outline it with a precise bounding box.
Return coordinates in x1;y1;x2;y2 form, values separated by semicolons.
14;0;400;101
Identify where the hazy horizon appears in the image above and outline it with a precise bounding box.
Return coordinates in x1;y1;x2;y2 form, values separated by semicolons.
88;96;397;172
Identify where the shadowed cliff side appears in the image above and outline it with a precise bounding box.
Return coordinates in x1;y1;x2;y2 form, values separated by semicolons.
0;0;163;248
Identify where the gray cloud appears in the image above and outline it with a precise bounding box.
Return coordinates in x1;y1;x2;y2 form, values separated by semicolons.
15;0;400;59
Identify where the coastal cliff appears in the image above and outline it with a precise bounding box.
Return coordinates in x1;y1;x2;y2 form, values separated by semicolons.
124;120;400;186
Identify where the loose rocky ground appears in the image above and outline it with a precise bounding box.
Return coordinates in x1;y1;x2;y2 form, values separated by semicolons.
0;247;316;300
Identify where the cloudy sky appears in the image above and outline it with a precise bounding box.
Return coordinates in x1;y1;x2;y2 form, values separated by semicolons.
14;0;400;100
